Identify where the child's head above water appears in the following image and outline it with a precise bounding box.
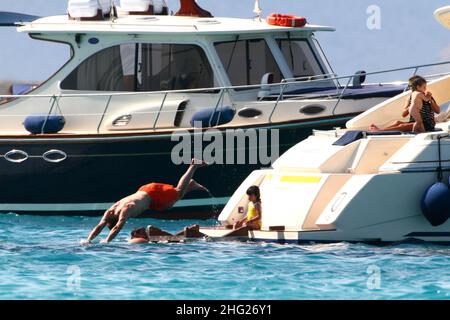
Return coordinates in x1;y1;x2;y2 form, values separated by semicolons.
246;185;261;203
409;75;427;93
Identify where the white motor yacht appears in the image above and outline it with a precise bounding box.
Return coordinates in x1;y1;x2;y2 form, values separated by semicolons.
201;7;450;242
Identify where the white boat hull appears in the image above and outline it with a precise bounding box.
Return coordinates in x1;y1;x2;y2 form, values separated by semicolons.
202;171;450;244
203;83;450;242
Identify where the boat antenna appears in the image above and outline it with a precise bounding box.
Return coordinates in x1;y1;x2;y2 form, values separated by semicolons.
253;0;262;21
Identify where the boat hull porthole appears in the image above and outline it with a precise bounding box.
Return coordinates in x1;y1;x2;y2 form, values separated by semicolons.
238;108;263;119
43;149;68;163
113;115;132;127
4;150;28;163
88;37;100;45
299;104;326;115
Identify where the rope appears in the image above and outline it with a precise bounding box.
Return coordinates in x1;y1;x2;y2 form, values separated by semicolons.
286;32;295;71
40;95;65;134
225;35;240;73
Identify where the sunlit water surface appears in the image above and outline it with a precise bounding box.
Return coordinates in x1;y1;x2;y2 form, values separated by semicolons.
0;214;449;300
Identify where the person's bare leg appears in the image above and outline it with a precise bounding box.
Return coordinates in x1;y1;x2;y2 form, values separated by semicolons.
382;121;403;131
233;221;243;230
187;179;210;194
395;122;414;132
380;122;414;132
369;124;381;132
246;221;261;231
370;122;413;133
147;225;173;237
176;159;208;199
370;122;399;132
175;180;209;200
174;225;205;238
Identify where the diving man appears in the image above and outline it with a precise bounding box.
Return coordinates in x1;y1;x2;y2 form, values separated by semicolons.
83;159;209;244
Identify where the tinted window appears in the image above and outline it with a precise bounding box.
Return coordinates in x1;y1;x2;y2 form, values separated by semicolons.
61;43;214;92
277;39;324;79
215;39;283;88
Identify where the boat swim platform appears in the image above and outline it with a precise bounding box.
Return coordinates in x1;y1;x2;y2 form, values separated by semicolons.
199;226;321;242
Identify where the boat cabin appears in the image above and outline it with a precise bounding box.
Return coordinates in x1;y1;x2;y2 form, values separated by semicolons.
0;0;407;136
0;0;338;134
26;3;336;95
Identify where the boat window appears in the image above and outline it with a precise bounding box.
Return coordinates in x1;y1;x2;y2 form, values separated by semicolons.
214;39;283;88
277;39;325;79
61;43;215;92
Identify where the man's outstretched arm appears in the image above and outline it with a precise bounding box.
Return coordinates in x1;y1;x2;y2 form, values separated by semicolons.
86;219;108;243
103;216;127;243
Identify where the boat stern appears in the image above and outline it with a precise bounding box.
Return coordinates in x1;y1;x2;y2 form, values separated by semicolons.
215;168;346;233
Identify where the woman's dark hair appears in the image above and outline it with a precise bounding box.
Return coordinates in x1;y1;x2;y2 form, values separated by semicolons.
409;75;427;92
246;185;261;202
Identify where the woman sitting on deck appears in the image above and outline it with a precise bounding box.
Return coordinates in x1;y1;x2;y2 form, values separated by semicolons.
370;76;441;133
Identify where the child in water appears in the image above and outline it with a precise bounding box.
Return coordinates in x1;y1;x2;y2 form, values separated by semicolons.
234;186;262;230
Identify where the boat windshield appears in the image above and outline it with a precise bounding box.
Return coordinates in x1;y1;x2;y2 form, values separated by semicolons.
276;38;326;80
214;38;283;89
61;43;216;92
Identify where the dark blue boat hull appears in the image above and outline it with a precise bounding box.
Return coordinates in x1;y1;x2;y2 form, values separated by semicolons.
0;116;355;219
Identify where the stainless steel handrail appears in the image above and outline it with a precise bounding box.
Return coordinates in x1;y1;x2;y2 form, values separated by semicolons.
97;95;113;134
153;92;168;130
0;60;449;129
269;60;450;122
209;89;227;127
1;60;450;100
332;76;353;116
285;60;450;84
268;80;288;123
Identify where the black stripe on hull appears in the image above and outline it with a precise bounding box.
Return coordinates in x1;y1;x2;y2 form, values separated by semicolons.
405;232;450;237
0;118;350;219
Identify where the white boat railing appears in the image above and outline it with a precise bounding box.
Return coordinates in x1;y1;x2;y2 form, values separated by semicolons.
0;60;449;133
270;60;450;122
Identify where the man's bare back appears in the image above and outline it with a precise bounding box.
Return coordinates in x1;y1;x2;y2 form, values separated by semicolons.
107;192;151;220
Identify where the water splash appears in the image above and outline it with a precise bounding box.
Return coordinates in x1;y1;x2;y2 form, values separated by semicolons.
206;190;221;219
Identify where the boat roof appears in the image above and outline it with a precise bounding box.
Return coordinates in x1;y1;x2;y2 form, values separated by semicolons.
0;11;41;26
18;14;336;35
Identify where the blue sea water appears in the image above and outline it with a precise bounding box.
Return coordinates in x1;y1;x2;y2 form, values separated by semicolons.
0;213;449;300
